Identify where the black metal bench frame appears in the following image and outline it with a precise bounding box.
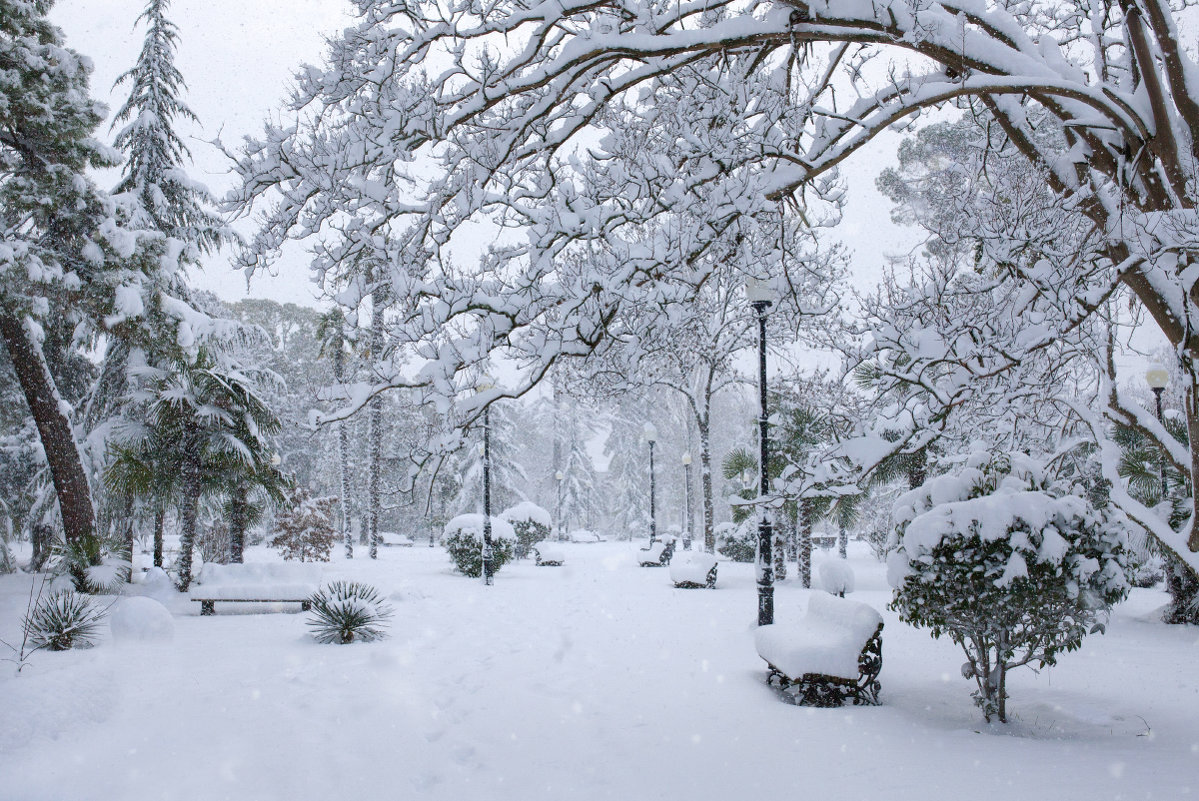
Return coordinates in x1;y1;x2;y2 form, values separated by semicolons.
673;564;718;589
764;622;883;707
637;540;676;567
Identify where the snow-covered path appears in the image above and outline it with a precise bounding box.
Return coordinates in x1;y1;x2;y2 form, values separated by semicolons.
1;542;1196;800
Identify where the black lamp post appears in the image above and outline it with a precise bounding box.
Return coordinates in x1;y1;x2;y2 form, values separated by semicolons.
1147;365;1170;501
645;422;658;545
747;277;777;626
682;452;693;550
478;380;495;586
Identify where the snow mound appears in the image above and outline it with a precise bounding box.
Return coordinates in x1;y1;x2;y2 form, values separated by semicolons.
443;514;516;543
138;567;178;603
818;560;855;596
534;544;566;564
500;501;552;528
754;594;882;679
110;596;175;643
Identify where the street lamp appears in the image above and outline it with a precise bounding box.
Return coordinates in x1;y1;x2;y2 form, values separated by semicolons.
555;470;565;540
1146;365;1170;501
477;379;496;586
747;277;777;626
644;422;658;545
681;452;693;550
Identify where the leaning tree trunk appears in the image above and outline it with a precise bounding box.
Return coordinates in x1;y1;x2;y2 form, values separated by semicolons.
0;312;95;547
176;451;202;591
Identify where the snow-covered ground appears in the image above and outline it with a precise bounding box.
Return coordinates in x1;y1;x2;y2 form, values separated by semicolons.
1;541;1196;800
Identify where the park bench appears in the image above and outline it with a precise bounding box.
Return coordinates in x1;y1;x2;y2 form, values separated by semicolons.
637;539;675;567
669;553;718;588
190;562;322;616
534;544;566;566
754;592;883;706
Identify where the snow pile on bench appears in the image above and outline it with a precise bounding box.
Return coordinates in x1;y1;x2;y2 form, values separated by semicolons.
534;544;566;565
754;593;883;680
670;553;717;586
190;563;322;600
638;540;672;565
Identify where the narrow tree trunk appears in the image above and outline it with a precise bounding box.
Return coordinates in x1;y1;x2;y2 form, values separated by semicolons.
368;393;381;559
772;526;787;581
700;422;715;554
333;341;353;560
176;451;201;591
122;493;135;582
907;447;927;490
838;521;848;559
30;523;51;572
153;506;165;568
0;313;94;546
798;499;813;588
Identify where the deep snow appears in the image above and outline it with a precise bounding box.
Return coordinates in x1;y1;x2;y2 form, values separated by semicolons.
1;541;1197;800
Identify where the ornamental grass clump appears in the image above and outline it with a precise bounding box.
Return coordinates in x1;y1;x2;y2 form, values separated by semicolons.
888;451;1130;723
306;581;393;644
24;590;107;651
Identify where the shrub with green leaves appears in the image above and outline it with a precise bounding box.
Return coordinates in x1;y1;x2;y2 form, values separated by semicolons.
24;590;107;651
716;521;755;562
56;532;130;593
306;581;394;644
888;451;1130;723
501;502;552;558
441;514;516;577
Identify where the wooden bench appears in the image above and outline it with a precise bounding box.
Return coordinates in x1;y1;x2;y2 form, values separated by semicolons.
534;545;565;566
754;593;883;706
189;563;322;616
637;539;675;567
670;554;718;588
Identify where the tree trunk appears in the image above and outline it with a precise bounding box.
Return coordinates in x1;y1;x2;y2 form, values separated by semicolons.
30;523;52;572
176;451;201;591
907;447;927;490
798;499;813;589
122;493;135;582
1163;555;1199;624
333;342;353;560
153;506;165;568
700;421;715;554
0;312;94;546
838;521;848;559
368;392;381;559
772;526;787;581
228;486;249;564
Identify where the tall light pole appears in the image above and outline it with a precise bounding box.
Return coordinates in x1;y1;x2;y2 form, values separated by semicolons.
555;470;565;540
1146;365;1170;501
477;379;496;586
747;277;777;626
682;452;693;550
645;422;658;545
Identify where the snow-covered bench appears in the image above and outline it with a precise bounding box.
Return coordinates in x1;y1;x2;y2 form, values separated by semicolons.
754;593;883;706
189;563;322;616
670;553;718;588
637;539;675;567
534;544;566;566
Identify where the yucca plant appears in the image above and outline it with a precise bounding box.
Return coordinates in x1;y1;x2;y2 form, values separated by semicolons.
306;581;393;644
23;590;107;651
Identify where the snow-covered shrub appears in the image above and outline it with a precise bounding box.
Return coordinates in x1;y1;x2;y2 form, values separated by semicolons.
24;590;107;651
887;451;1130;723
818;559;855;597
306;581;393;644
441;514;516;577
196;520;231;565
270;492;337;562
716;521;755;562
500;502;552;558
110;597;175;643
56;532;130;593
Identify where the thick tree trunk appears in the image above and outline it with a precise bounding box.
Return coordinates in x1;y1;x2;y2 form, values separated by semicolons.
153;506;165;568
368;393;381;560
798;499;813;588
333;342;353;560
228;487;249;564
839;521;848;559
0;312;94;546
700;421;715;554
1163;556;1199;624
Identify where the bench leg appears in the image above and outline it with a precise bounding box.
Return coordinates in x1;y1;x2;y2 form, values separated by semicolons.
301;600;311;612
200;600;215;616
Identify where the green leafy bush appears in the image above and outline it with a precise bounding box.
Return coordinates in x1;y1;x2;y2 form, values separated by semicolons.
56;532;130;593
306;581;393;644
888;452;1129;723
441;514;516;577
24;590;107;651
501;502;552;558
716;522;755;562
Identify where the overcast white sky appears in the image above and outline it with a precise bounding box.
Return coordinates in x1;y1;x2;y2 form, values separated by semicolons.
50;0;923;311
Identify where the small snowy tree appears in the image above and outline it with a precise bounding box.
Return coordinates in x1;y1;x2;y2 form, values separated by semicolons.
888;452;1129;723
270;491;338;563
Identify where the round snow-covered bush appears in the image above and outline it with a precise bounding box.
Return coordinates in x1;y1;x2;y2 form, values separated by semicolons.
24;590;107;651
110;597;175;643
441;514;516;577
500;502;552;558
818;559;855;597
307;581;394;644
716;521;755;562
888;451;1129;723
